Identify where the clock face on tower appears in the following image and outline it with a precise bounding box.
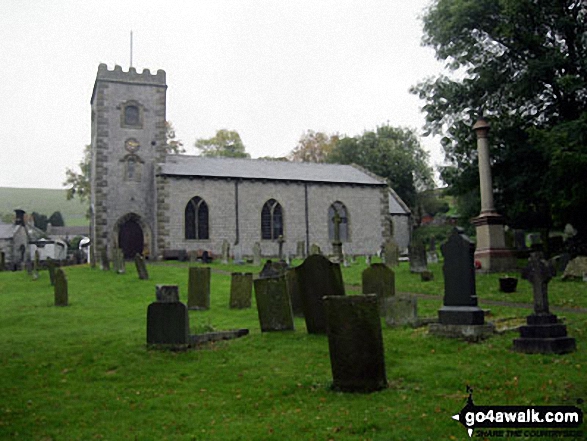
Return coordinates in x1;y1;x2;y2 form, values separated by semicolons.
125;138;140;153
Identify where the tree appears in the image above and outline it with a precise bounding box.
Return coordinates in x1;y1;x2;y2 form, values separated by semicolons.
48;211;65;227
32;212;49;231
64;144;91;215
289;130;339;163
195;129;250;158
328;124;434;210
165;121;185;154
412;0;587;236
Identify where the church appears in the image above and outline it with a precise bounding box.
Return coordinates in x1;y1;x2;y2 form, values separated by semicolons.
90;64;410;263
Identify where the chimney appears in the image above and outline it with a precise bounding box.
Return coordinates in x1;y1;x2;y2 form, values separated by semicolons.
14;209;25;226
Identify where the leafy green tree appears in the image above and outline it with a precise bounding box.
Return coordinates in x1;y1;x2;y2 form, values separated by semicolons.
165;121;185;154
328;124;434;210
412;0;587;236
289;130;339;163
195;129;250;158
64;144;91;212
32;212;48;231
48;211;65;227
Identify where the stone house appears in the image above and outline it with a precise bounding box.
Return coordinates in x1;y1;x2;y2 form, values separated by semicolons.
90;64;411;261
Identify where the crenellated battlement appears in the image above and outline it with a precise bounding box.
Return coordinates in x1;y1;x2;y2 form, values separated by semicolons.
96;63;166;85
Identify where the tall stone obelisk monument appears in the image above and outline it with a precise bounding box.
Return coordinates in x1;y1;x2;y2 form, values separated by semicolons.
470;118;516;272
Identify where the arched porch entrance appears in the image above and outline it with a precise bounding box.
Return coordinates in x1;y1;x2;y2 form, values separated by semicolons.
114;213;151;259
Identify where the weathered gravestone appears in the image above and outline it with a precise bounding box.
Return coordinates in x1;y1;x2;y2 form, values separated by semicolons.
252;242;261;266
383;239;399;267
0;251;5;271
365;254;371;266
382;295;418;327
296;254;345;334
32;250;40;280
429;228;494;340
100;249;110;271
259;260;288;279
229;272;253;309
47;258;56;286
253;276;294;332
309;244;321;255
277;235;285;261
134;253;149;280
513;253;576;354
233;244;244;265
221;239;230;264
323;295;387;393
112;248;126;274
427;237;439;264
188;267;211;310
285;267;304;317
296;241;305;259
54;268;68;306
147;285;189;348
362;263;395;313
562;256;587;280
408;240;428;273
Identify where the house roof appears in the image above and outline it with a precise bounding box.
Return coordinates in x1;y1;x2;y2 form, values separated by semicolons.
0;223;18;239
389;188;411;215
158;156;387;186
47;225;90;238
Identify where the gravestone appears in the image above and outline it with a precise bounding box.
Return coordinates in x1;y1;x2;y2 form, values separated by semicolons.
147;285;189;348
32;250;40;280
188;267;211;310
408;240;428;273
382;295;418;327
54;268;68;306
285;267;304;317
259;260;288;279
134;253;149;280
562;256;587;280
296;241;305;259
0;251;4;271
221;239;230;264
383;239;399;267
253;276;294;332
113;248;126;274
100;249;110;271
252;242;261;266
427;238;439;264
277;235;285;261
233;244;244;265
514;253;576;354
429;228;494;340
331;211;343;263
47;258;56;286
229;272;253;309
362;263;395;313
365;254;371;266
296;254;345;334
323;295;387;393
309;244;321;255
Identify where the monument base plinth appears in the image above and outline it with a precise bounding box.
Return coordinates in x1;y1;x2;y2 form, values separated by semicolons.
472;213;517;273
429;322;495;342
513;314;576;354
438;306;486;325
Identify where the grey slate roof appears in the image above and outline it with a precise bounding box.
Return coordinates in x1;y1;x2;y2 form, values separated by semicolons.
0;223;17;239
159;156;387;186
389;188;411;215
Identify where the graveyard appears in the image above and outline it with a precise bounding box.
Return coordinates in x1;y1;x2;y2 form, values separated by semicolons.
0;257;585;440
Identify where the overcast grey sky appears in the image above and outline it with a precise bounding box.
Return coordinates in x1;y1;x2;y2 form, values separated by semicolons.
0;0;445;189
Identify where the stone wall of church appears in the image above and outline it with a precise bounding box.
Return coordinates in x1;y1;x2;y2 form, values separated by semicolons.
159;176;388;258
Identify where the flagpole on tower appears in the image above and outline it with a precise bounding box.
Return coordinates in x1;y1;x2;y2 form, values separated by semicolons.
130;30;133;68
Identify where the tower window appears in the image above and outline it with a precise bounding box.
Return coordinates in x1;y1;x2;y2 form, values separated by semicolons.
120;101;144;128
261;199;283;240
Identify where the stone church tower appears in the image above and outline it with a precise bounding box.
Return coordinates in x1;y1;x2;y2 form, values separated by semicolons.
90;64;167;263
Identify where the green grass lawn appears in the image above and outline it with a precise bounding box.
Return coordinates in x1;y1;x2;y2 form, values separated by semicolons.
0;259;585;440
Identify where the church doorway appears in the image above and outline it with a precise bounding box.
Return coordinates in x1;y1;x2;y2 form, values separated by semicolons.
118;219;144;259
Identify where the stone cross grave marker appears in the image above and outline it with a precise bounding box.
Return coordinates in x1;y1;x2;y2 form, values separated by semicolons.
134;253;149;280
54;268;68;306
296;254;345;334
229;272;253;309
324;295;387;393
331;211;343;263
383;239;399;267
362;263;395;313
188;267;211;310
252;242;261;266
409;239;428;273
147;285;189;348
253;276;294;332
514;252;576;354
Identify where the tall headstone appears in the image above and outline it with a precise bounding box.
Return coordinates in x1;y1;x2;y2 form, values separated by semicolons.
362;263;395;312
383;240;399;267
134;253;149;280
408;240;428;273
47;258;56;286
101;249;110;271
324;295;387;393
113;248;126;274
147;285;189;348
188;267;211;310
233;243;244;264
0;251;4;271
252;242;261;266
229;272;253;309
470;117;516;272
296;241;305;259
514;253;576;354
331;211;343;263
253;276;294;332
54;268;68;306
285;267;304;317
296;254;345;334
221;239;230;264
429;228;494;340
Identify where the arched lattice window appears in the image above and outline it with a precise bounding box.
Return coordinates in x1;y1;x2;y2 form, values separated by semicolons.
261;199;283;240
185;197;209;240
120;100;143;128
328;201;349;242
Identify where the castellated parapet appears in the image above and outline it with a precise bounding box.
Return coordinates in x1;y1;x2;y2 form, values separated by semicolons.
97;63;166;84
